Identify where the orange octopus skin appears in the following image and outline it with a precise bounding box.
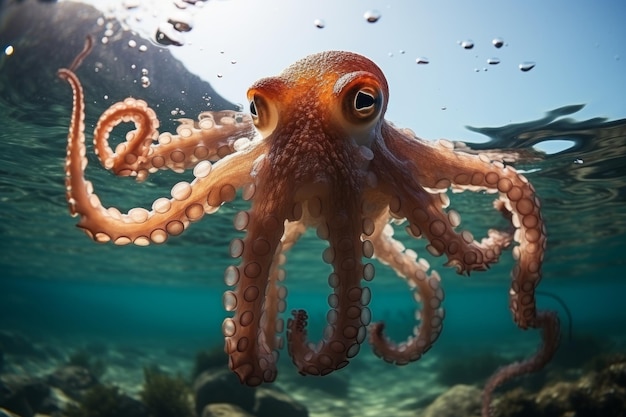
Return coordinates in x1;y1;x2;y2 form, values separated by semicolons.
58;38;559;417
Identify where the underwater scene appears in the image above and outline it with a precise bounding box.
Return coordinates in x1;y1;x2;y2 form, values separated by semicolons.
1;1;625;416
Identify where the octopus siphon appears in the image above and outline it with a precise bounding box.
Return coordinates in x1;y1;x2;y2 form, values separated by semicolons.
57;37;559;417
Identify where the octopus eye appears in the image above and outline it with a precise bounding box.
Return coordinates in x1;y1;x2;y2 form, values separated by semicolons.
355;90;376;111
346;86;381;121
249;99;258;118
245;92;278;138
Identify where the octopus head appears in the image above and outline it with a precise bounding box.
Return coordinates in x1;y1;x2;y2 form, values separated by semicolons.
246;51;390;149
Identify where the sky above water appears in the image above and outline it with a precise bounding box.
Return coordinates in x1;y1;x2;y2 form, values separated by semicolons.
64;0;626;150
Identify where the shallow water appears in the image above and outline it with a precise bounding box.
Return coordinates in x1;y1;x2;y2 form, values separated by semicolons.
1;1;626;417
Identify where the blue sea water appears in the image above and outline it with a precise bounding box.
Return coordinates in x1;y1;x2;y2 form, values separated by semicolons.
1;2;626;416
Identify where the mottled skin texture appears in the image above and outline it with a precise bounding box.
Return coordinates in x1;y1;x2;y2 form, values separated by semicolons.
58;39;559;417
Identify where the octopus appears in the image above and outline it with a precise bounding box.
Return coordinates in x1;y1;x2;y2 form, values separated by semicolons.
58;37;559;416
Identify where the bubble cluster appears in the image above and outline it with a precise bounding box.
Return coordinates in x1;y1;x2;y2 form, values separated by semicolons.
458;37;537;73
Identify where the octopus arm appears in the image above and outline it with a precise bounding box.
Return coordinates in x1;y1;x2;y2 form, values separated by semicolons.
224;218;307;386
223;162;309;386
262;220;308;351
393;180;512;275
365;205;445;365
92;103;256;182
482;310;560;417
59;65;264;246
377;125;559;417
286;194;371;377
370;129;513;276
379;124;546;329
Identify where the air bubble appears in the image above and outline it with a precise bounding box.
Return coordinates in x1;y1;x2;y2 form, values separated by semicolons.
363;10;381;23
487;57;500;65
168;13;193;32
141;76;151;88
156;23;185;46
314;18;325;29
492;37;504;48
519;61;536;72
416;57;429;65
123;0;140;8
128;40;137;48
460;40;474;49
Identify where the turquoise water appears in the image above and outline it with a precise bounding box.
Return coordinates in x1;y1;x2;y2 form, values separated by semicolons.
1;2;626;416
1;95;624;349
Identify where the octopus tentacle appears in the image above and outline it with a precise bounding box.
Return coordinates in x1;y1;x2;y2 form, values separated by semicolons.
482;311;560;417
286;196;370;376
244;216;312;368
93;103;255;182
60;36;256;185
386;130;547;329
258;220;307;355
223;161;294;386
369;135;513;276
227;213;307;383
91;98;159;181
390;183;512;275
67;35;93;72
367;209;445;365
378;125;557;416
57;66;265;246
